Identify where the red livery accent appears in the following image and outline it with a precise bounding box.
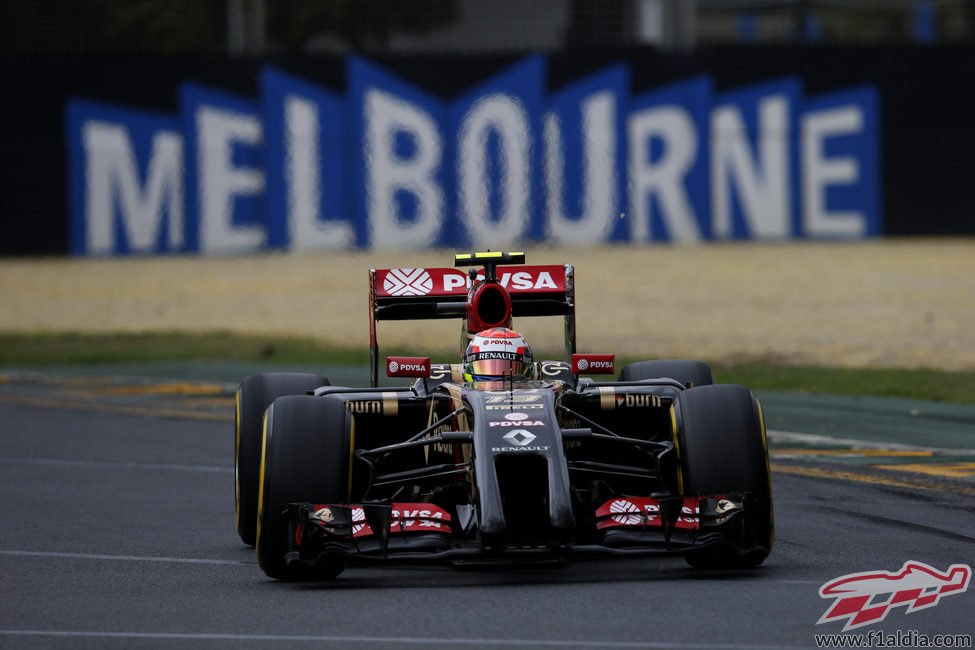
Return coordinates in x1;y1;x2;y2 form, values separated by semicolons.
572;354;615;374
466;280;513;332
314;503;453;538
387;356;432;378
374;265;566;298
595;497;700;531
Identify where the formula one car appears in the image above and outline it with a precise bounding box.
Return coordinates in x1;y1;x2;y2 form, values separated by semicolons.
234;252;773;580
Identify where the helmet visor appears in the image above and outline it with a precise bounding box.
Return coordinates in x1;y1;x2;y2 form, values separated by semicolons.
465;358;533;380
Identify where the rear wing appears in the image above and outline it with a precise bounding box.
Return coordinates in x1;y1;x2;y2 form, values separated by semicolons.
369;263;576;386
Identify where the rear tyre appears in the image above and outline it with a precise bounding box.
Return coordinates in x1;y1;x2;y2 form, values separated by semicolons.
618;360;714;388
672;384;773;569
235;372;327;546
256;395;353;581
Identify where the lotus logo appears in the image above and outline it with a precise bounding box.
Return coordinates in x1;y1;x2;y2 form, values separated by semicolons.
384;268;433;296
818;561;971;631
311;507;334;523
716;499;736;514
502;429;536;446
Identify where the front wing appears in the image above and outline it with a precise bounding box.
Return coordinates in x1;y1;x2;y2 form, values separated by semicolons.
281;492;764;569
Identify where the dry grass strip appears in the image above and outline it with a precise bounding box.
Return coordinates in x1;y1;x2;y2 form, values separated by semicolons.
2;239;973;369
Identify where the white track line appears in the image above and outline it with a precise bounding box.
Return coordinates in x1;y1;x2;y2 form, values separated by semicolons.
768;429;975;455
0;550;251;565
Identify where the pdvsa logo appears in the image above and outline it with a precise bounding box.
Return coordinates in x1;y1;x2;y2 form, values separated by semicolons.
489;420;545;427
386;356;431;378
442;270;559;292
609;499;641;525
572;354;615;374
817;561;971;631
384;268;433;296
389;360;427;373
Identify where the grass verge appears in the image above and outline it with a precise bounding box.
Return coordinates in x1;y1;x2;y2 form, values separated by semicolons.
1;331;973;404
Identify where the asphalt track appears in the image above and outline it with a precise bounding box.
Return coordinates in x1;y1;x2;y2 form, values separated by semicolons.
1;368;974;649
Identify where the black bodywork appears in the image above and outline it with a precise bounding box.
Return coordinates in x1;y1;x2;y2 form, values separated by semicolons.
253;252;771;574
283;368;763;569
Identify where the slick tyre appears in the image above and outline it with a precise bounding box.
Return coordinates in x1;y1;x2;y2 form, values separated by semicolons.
618;360;714;388
672;384;773;569
256;395;353;581
235;372;327;546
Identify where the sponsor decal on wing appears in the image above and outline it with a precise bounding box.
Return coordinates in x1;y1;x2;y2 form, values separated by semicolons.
312;503;453;538
374;266;567;297
595;497;701;530
383;268;434;296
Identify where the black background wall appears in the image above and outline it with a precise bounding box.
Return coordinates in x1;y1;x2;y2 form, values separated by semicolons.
2;46;973;255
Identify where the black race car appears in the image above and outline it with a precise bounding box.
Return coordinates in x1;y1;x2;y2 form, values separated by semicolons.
234;252;773;580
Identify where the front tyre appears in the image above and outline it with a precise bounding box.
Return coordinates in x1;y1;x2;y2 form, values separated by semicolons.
256;395;353;581
235;372;327;546
672;384;773;569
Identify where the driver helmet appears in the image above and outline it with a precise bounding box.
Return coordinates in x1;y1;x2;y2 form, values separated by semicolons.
462;327;535;383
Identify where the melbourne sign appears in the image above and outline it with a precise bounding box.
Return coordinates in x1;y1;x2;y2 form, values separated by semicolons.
67;56;880;255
